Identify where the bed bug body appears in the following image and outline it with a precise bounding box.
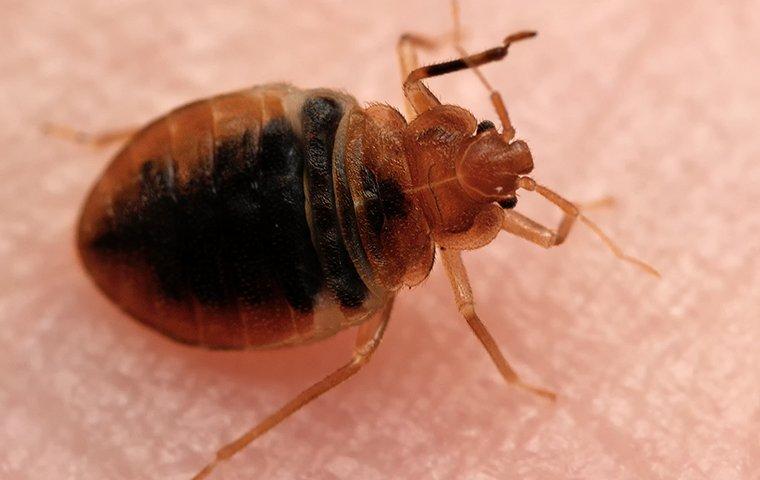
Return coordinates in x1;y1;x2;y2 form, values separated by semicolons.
79;81;543;351
62;5;658;477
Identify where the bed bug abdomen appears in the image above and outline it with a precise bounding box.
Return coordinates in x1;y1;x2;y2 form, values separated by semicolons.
78;85;387;349
302;96;368;308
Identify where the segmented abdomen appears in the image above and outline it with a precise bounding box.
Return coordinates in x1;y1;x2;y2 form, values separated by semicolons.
78;84;387;349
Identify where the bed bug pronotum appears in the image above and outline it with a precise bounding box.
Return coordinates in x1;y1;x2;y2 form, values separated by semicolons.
48;2;659;478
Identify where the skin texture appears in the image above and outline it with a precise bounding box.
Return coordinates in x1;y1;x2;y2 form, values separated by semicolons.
2;0;759;479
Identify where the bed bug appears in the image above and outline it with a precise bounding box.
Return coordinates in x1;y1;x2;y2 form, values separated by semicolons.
48;2;658;478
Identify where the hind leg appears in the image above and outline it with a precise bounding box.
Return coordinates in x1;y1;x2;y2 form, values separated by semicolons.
192;296;396;480
42;122;138;148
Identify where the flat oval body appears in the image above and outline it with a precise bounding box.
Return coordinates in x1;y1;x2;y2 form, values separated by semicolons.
78;84;416;349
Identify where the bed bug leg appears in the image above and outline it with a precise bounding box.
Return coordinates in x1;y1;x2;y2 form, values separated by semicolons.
397;1;467;119
191;296;396;480
397;32;457;86
578;196;616;210
439;247;556;401
508;177;661;277
41;122;138;148
399;0;536;119
403;29;535;117
502;209;576;249
502;192;616;247
397;34;440;120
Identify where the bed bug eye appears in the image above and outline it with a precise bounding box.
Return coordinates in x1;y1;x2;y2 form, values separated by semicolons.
476;120;496;134
498;195;518;209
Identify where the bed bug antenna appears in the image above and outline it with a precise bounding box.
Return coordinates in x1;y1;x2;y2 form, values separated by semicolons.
516;177;661;277
449;1;536;142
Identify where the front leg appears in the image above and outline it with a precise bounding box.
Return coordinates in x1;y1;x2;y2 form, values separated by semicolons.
501;196;617;249
396;33;446;120
511;177;660;276
501;209;576;248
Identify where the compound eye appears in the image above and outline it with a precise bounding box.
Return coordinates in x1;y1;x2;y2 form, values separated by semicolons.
497;195;518;209
476;120;496;134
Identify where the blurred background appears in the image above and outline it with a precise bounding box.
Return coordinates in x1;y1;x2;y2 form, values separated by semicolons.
2;1;758;479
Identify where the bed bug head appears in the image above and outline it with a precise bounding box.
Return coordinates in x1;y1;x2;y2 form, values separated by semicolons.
456;120;534;207
404;103;537;249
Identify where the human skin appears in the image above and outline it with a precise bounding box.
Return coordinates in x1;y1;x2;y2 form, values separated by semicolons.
2;0;759;479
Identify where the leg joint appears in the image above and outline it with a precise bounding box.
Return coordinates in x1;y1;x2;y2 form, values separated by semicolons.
457;301;476;317
352;339;378;362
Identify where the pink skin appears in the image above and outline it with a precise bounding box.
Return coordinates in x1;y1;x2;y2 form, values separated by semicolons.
3;1;759;479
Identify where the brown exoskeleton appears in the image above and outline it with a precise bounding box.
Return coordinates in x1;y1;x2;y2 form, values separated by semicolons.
46;2;659;478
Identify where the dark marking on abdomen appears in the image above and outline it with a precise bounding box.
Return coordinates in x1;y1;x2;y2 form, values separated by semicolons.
89;121;322;313
360;165;410;235
256;119;322;311
302;97;367;308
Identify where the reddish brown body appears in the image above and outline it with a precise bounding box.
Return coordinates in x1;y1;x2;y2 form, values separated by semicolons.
70;12;656;476
79;83;537;350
